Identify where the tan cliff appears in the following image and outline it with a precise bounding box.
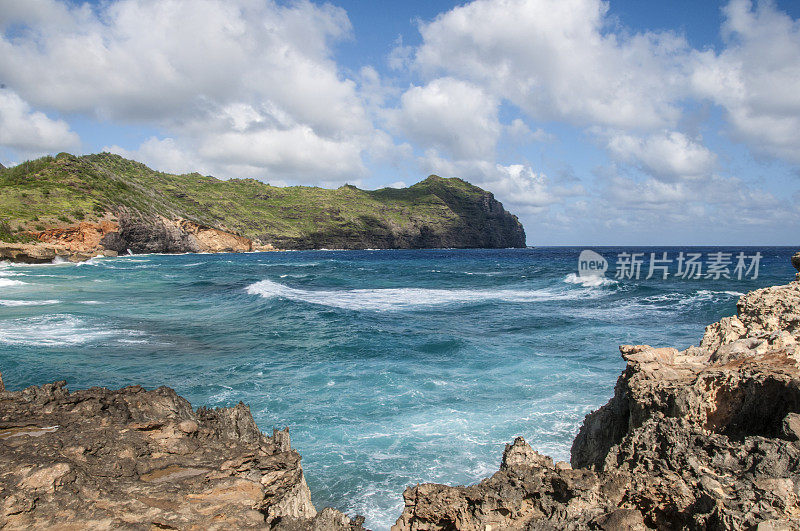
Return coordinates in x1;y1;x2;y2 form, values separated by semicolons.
0;216;274;263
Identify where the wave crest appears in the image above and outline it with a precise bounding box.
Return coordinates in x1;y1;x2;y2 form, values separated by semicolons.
246;279;603;311
563;273;617;287
0;314;146;346
0;278;27;287
0;299;59;307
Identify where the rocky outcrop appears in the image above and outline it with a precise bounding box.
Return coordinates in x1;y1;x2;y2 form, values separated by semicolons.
0;215;256;263
0;380;364;530
0;242;67;264
395;257;800;530
34;220;120;253
99;213;253;255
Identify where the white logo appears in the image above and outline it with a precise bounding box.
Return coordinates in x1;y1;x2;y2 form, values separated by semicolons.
578;250;608;279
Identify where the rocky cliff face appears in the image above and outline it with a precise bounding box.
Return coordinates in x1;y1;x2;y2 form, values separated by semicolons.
394;258;800;530
0;380;363;530
268;187;526;251
0;214;256;262
99;212;254;254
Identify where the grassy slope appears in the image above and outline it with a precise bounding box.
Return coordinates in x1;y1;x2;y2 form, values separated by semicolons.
0;152;509;247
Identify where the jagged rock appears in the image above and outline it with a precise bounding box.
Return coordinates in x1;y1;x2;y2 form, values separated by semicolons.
395;257;800;530
0;242;66;264
0;380;363;530
100;212;252;254
34;220;119;252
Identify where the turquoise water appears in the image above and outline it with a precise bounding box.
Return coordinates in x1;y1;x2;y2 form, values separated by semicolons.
0;247;794;529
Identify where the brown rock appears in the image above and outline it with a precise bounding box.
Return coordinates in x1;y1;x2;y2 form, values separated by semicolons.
35;220;120;252
0;242;63;264
782;412;800;441
0;379;363;529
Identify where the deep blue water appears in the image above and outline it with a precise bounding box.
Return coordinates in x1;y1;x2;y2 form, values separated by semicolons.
0;247;795;529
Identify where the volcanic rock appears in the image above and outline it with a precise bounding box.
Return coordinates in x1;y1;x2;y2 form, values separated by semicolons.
0;381;363;529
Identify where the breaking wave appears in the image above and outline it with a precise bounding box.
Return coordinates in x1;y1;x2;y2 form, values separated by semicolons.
0;278;27;287
0;314;146;347
246;278;603;311
563;273;618;287
0;299;59;307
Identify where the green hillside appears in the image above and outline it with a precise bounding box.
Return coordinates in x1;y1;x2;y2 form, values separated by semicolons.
0;152;526;249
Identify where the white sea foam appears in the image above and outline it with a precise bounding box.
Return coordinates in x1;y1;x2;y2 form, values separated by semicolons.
0;299;59;307
246;278;603;311
563;273;618;287
0;278;27;287
76;257;105;267
0;314;146;347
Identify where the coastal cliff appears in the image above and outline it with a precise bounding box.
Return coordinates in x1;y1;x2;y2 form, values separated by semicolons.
0;380;364;529
0;152;525;261
394;256;800;530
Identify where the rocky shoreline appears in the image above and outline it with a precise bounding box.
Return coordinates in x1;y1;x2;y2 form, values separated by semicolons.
0;214;273;264
0;378;364;529
3;256;800;529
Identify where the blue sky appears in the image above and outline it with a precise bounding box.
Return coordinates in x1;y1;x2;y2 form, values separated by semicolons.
1;0;799;245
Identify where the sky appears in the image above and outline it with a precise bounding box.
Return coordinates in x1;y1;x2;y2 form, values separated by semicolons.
1;0;799;245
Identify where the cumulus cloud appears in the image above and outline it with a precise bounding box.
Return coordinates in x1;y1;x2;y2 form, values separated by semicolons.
605;131;717;181
0;89;80;156
0;0;376;180
412;0;690;131
506;119;553;143
691;0;800;163
419;149;582;214
388;78;501;160
104;138;202;176
406;0;800;175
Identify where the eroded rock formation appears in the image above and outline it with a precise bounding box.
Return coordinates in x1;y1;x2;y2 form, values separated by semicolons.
0;215;258;263
394;261;800;530
99;213;254;255
0;381;363;529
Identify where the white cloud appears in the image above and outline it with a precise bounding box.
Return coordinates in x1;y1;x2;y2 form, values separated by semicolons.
105;138;201;176
0;89;80;156
594;168;793;238
605;131;717;181
506;119;553;143
419;149;575;213
412;0;690;130
691;0;800;163
388;78;501;160
106;127;366;184
0;0;376;180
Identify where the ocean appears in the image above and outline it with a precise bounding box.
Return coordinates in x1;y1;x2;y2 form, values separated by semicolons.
0;247;795;529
